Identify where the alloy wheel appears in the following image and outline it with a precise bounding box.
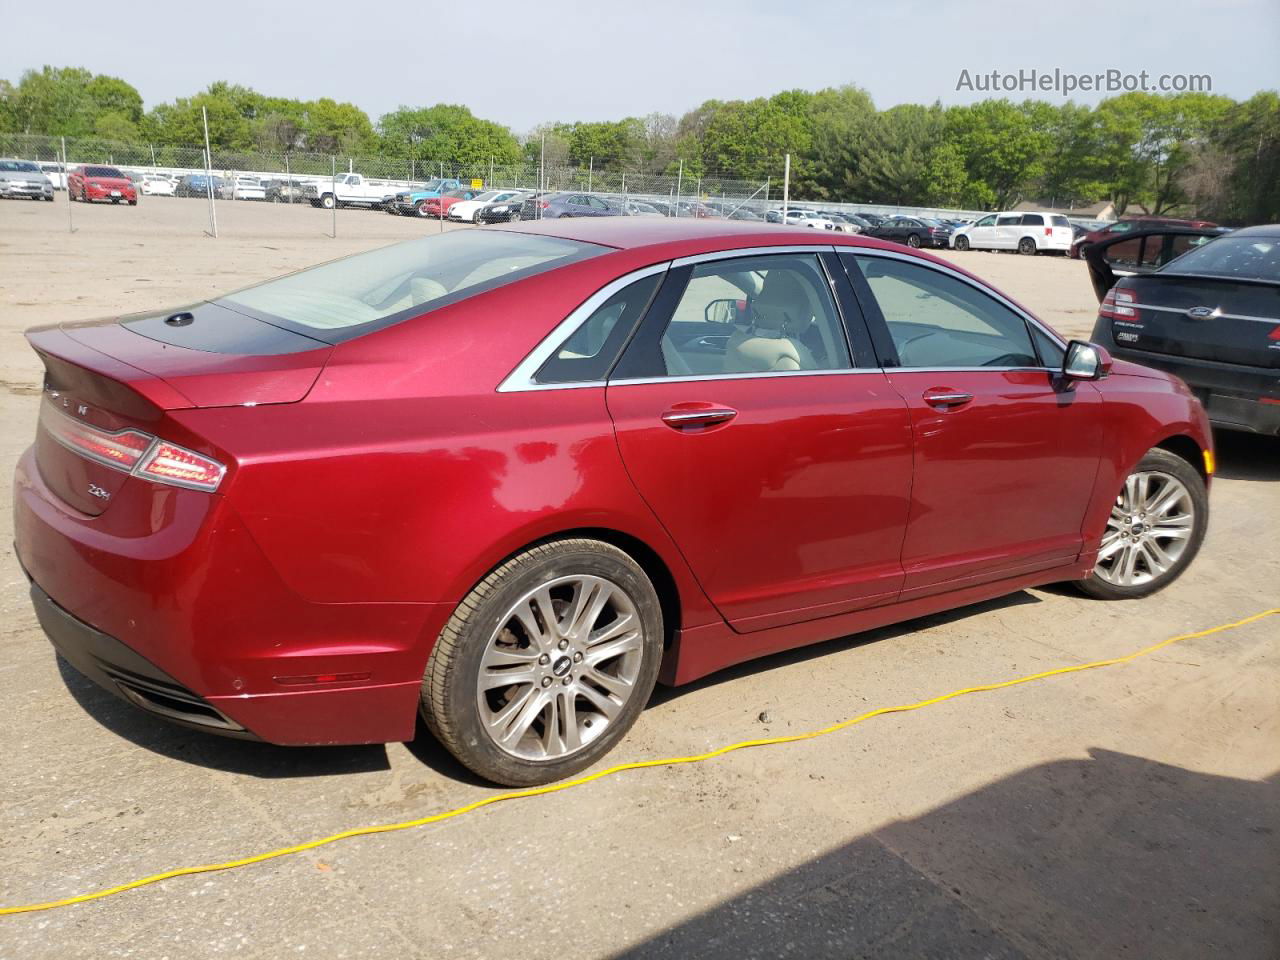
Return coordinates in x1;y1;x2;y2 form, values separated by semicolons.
476;575;644;762
1094;471;1195;587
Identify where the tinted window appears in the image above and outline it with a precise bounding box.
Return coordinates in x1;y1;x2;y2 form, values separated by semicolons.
1160;235;1279;282
1104;237;1143;268
652;255;852;377
1021;214;1044;226
996;215;1021;226
222;231;604;342
1052;215;1071;228
538;274;662;384
1031;326;1065;367
852;256;1037;368
85;166;124;178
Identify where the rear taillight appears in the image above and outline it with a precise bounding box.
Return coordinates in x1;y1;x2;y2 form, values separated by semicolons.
539;201;550;209
1268;326;1280;341
1099;286;1137;320
40;397;225;492
1044;227;1052;236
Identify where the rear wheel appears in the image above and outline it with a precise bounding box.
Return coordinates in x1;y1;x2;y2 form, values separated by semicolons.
509;209;521;222
1076;448;1208;600
1018;236;1037;255
906;233;922;248
422;539;664;786
954;235;970;251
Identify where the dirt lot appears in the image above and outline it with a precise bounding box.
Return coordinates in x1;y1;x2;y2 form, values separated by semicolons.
1;197;1276;959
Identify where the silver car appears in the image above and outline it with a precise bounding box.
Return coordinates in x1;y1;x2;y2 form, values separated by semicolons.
0;159;55;201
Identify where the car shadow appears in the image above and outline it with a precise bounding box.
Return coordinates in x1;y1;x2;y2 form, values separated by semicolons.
56;655;391;778
612;749;1280;959
1212;429;1280;481
649;590;1042;707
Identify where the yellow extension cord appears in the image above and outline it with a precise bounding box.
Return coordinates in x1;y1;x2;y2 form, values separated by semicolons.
2;606;1275;917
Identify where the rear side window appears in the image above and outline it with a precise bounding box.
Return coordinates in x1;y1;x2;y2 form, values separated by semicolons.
1021;214;1044;226
996;215;1021;226
852;256;1037;368
221;231;605;343
537;274;662;384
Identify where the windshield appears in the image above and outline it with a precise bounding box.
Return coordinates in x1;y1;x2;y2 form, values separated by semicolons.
85;166;124;178
420;179;444;191
1160;235;1280;283
221;230;607;342
0;160;40;172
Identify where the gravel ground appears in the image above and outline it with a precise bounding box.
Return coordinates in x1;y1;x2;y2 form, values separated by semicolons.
0;197;1276;959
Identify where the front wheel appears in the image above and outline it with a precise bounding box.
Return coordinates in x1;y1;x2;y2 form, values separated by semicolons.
422;539;664;786
508;210;521;222
320;194;335;209
954;235;970;251
1076;448;1208;600
416;201;432;217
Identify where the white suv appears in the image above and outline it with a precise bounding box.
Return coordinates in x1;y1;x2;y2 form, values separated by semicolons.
951;211;1074;255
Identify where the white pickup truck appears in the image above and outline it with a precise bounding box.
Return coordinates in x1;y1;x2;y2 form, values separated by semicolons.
304;173;401;210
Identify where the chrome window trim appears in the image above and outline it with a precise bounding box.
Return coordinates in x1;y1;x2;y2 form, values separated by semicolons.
847;247;1071;362
498;242;1074;393
1127;301;1280;324
496;262;671;393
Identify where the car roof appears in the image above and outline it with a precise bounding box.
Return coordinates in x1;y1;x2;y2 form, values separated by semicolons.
1223;223;1280;238
495;215;934;257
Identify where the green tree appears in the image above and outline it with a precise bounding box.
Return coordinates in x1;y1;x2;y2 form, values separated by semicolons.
379;104;521;166
5;66;142;136
944;100;1052;209
802;85;877;199
848;104;945;205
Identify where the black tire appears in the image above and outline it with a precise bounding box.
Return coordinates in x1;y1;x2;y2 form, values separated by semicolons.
509;210;521;222
1018;236;1037;256
422;538;664;786
416;200;432;217
1075;447;1208;601
320;193;335;209
128;199;137;206
906;233;922;248
1075;242;1090;260
954;235;970;251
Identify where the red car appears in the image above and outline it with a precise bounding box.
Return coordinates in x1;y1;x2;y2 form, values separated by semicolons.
1071;216;1217;259
67;165;138;205
419;188;479;218
15;220;1212;786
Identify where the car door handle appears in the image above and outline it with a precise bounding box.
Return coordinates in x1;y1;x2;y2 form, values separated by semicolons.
660;407;738;429
922;388;974;409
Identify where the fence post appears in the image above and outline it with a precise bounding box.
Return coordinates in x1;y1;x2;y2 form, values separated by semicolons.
489;157;493;187
675;159;683;217
202;107;218;239
150;143;157;170
62;136;74;234
782;154;790;224
588;157;593;193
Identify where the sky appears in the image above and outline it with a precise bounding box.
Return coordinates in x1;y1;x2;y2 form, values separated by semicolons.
3;0;1278;132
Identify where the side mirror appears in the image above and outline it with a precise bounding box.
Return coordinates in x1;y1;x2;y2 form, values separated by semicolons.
704;298;741;324
1063;340;1113;381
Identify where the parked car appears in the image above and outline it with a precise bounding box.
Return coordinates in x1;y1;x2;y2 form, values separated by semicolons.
304;172;398;210
387;178;465;216
38;161;67;190
174;174;226;198
1071;216;1219;259
867;216;952;248
622;200;664;217
1085;223;1277;435
417;187;482;219
0;159;55;201
519;192;621;219
264;179;311;203
820;212;863;234
231;176;267;201
856;212;887;228
140;174;176;197
67;165;137;204
448;189;526;223
476;192;534;223
15;220;1213;787
951;211;1074;255
775;209;835;229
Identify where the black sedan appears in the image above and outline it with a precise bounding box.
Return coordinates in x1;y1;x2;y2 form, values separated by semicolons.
1086;223;1279;436
867;216;953;248
475;192;533;223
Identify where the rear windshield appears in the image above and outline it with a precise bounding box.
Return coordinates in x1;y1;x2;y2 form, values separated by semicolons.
1052;215;1071;227
1160;235;1280;283
220;230;607;342
85;166;124;178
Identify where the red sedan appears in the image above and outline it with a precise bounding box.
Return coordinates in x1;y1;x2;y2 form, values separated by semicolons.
418;188;478;218
67;164;138;205
15;220;1212;785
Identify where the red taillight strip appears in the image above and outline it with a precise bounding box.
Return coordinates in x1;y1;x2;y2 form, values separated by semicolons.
39;397;225;492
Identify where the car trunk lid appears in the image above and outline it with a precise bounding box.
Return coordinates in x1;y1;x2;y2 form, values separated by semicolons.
27;304;331;516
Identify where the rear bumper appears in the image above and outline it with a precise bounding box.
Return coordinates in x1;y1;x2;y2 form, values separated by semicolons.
1106;346;1280;435
14;445;445;744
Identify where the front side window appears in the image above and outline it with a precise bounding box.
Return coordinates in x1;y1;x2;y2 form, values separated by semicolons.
975;215;996;227
852;256;1038;369
653;255;853;377
221;231;605;343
